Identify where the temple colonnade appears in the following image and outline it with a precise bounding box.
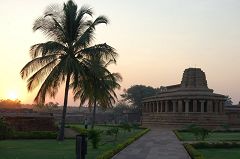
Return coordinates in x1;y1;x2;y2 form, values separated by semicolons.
142;99;224;113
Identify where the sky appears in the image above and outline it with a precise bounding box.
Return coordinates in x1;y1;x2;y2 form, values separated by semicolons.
0;0;240;105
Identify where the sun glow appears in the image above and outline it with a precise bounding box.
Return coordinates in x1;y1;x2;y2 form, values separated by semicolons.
7;90;18;100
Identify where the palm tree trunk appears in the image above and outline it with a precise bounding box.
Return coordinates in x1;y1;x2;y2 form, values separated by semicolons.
91;96;97;129
58;73;71;141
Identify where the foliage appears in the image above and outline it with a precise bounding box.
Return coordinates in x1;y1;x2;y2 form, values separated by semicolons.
10;131;57;139
221;123;230;131
72;53;122;128
33;102;59;112
121;85;157;107
88;129;103;149
193;142;240;148
225;95;233;106
20;0;117;140
97;128;150;159
120;123;131;132
0;117;13;139
105;127;119;141
70;125;88;135
186;124;209;141
184;144;204;159
0;99;21;109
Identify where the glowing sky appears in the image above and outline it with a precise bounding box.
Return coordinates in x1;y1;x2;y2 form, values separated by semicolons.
0;0;240;105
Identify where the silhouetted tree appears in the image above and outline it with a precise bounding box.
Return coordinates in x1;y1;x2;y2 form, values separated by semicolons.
73;53;121;128
20;0;116;140
121;85;157;107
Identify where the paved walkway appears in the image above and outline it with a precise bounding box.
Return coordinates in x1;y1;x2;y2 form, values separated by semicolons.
112;129;191;159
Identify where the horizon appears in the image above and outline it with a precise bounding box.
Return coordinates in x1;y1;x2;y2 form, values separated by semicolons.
0;0;240;105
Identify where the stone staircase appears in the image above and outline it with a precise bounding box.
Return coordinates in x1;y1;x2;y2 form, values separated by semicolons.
142;113;228;128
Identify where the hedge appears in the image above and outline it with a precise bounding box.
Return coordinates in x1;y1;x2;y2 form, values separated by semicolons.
96;128;150;159
184;143;204;159
173;130;183;141
6;131;57;139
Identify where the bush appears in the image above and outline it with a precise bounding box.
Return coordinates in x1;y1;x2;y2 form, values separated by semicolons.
106;127;119;141
70;125;88;135
10;131;57;139
88;129;102;149
193;142;240;149
0;117;13;139
221;123;230;131
186;124;209;141
131;123;140;129
120;123;131;132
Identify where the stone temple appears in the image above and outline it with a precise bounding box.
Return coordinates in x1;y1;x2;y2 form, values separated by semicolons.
142;68;240;128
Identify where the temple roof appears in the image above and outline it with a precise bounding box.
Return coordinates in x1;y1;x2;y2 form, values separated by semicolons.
144;68;226;101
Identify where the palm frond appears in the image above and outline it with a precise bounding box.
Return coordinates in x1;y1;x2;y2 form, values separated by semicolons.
30;41;66;58
21;54;59;79
74;16;109;49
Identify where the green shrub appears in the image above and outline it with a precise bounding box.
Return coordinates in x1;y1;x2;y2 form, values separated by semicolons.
88;129;102;149
131;123;140;129
184;144;204;159
11;131;57;139
120;123;131;132
193;142;240;149
70;125;88;135
186;125;209;141
221;123;230;131
106;127;119;141
97;128;150;159
0;117;13;139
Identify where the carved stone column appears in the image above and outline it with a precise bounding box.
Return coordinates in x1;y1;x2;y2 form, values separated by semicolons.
207;100;213;113
200;100;205;113
165;100;168;112
219;101;224;113
178;100;183;113
193;100;197;112
161;101;164;112
172;100;177;113
184;100;190;113
214;101;219;113
157;101;159;113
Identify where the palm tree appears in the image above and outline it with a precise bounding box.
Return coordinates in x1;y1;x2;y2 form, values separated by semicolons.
73;53;122;128
20;0;117;141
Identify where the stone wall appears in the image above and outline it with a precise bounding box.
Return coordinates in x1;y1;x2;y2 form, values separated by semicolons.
4;116;57;131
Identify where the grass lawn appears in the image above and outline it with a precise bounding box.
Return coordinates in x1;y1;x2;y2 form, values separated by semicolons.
198;148;240;159
177;131;240;141
0;125;144;159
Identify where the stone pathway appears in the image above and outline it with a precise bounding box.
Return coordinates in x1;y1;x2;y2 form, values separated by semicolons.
112;129;191;159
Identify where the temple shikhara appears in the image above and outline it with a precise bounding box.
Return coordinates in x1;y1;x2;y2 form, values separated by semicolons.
142;68;240;128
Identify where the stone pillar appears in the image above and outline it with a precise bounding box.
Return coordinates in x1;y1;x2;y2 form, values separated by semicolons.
200;100;205;113
160;101;164;112
172;100;177;113
193;100;197;112
151;102;154;113
184;100;190;113
178;100;183;113
157;101;159;113
165;101;168;112
207;100;213;113
219;101;224;113
214;101;218;113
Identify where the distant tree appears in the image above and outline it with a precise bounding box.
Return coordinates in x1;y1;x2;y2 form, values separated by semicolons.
33;102;59;112
225;96;233;106
121;85;157;107
0;99;21;109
